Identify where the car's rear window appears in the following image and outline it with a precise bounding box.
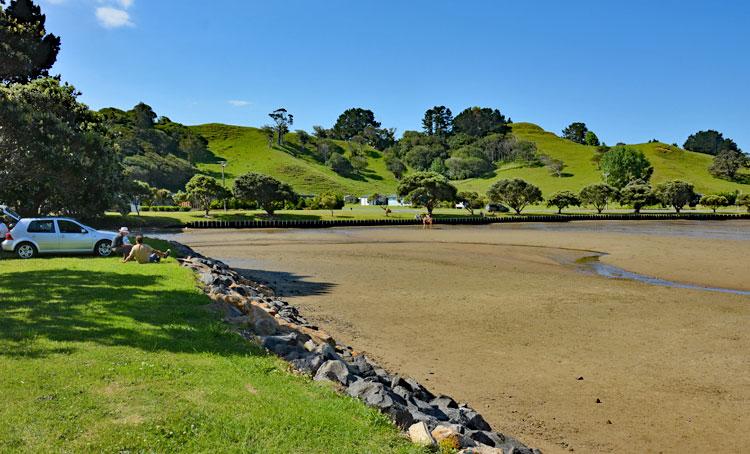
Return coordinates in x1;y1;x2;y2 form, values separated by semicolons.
27;220;56;233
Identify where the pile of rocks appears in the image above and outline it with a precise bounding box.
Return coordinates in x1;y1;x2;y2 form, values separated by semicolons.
174;242;539;454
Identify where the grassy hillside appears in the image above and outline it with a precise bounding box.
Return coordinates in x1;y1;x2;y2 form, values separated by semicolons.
192;124;400;196
193;122;750;197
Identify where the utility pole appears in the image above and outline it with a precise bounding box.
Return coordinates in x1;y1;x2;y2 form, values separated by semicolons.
220;161;227;212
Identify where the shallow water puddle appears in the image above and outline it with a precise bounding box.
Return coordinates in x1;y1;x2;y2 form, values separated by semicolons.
577;255;750;296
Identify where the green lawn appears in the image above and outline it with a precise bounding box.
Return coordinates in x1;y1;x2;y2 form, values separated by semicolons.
190;122;750;198
0;252;422;453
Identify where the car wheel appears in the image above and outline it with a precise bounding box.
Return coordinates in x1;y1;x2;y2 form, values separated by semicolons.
15;242;37;259
95;240;113;257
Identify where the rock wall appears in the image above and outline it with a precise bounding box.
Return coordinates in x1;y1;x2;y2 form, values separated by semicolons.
172;241;541;454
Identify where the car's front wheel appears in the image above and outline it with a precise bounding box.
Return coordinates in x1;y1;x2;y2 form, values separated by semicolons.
95;240;113;257
15;242;37;259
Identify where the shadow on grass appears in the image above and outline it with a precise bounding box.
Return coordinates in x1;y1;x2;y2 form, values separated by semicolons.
0;269;265;359
234;268;335;298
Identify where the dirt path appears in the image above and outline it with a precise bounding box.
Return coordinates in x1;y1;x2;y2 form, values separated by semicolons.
174;221;750;453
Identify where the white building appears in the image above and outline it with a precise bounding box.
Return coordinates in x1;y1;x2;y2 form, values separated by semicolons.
359;195;410;207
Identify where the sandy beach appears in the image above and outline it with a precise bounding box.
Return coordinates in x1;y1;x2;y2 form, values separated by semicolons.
174;221;750;453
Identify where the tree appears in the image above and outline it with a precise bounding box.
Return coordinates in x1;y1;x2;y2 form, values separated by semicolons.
384;152;406;179
180;133;209;164
546;191;580;214
132;102;156;129
737;193;750;213
295;129;311;147
429;157;447;175
0;78;122;217
709;149;747;180
327;152;354;176
619;181;654;213
700;194;729;213
422;106;453;137
599;146;653;189
0;0;61;84
186;175;225;217
585;131;600;146
457;191;485;215
452;107;510;137
312;192;344;216
486;178;543;215
397;171;457;215
332;108;381;140
268;108;293;145
579;183;619;214
233;172;296;215
654;180;697;213
684;130;740;156
350;155;368;172
261;125;275;146
562;122;589;144
404;144;448;171
541;156;565;177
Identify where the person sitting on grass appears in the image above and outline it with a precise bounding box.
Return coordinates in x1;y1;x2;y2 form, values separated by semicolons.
122;236;170;264
112;227;132;257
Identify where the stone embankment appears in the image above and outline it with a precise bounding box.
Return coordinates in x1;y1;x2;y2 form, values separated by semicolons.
171;241;540;454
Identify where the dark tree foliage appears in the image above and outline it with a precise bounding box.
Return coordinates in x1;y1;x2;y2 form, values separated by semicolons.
456;191;485;215
405;144;448;171
397;171;457;215
0;78;121;216
332;108;381;140
384;151;406;179
326;152;354;176
562;122;589;144
422;106;453;137
186;174;227;217
683;130;740;156
655;180;697;213
99;104;204;190
0;0;60;84
546;191;580;214
233;172;297;215
709;149;748;180
452;107;510;137
585;131;600;146
268;108;293;145
620;181;655;213
486;178;543;214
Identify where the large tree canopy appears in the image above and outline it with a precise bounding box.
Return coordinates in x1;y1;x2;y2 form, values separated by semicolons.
655;180;697;213
683;130;740;156
0;0;60;84
0;78;121;216
486;178;543;214
562;122;589;144
599;146;653;189
452;107;510;137
233;172;297;215
332;108;381;140
422;106;453;137
397;171;457;215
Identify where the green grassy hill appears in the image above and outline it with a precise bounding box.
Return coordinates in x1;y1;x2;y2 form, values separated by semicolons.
192;124;400;196
192;122;750;197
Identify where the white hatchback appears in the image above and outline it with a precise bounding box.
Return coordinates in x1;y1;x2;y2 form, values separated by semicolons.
1;218;117;259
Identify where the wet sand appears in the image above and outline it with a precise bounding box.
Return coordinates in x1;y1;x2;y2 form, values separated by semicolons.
174;221;750;453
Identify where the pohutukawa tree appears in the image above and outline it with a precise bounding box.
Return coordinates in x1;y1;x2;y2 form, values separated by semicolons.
233;172;297;215
186;175;227;217
654;180;697;213
619;181;655;213
456;191;486;215
0;0;61;84
452;107;510;137
546;191;580;214
700;194;729;213
397;171;457;215
486;178;543;215
268;108;293;146
599;146;653;189
579;183;619;214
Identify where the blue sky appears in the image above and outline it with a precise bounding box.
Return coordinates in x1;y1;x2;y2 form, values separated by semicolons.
42;0;749;149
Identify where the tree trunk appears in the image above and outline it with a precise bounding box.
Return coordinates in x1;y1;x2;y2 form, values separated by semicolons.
675;206;681;213
558;207;562;214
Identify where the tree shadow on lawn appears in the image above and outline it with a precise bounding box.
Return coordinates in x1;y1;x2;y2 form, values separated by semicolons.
0;269;265;359
234;268;335;298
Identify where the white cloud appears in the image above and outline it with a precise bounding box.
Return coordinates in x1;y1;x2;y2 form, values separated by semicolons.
96;6;133;28
228;100;251;107
118;0;134;8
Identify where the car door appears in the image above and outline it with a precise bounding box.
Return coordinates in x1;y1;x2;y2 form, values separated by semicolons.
25;220;60;252
57;220;93;252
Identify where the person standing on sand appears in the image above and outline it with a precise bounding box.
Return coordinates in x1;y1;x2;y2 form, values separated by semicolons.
122;236;171;264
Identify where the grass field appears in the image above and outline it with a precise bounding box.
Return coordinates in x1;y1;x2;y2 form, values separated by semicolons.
0;250;422;453
191;122;750;198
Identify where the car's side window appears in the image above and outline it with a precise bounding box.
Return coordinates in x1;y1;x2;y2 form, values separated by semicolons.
27;220;56;233
58;220;85;234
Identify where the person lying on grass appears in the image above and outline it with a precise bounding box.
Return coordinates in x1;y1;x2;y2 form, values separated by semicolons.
122;235;170;264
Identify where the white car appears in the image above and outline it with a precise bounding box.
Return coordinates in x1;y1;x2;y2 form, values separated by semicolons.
1;217;117;259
